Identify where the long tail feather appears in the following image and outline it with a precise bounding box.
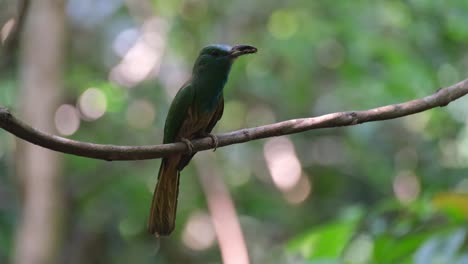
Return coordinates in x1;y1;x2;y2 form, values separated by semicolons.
148;158;180;236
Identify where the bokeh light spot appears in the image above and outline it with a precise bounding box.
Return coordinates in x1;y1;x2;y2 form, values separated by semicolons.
182;211;216;251
393;171;420;204
112;28;140;57
54;104;81;136
1;18;15;44
264;137;302;191
268;9;298;40
109;17;168;88
78;88;108;120
380;2;411;29
284;175;312;204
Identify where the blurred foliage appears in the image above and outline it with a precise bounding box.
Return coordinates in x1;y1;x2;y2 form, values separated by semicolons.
1;0;468;263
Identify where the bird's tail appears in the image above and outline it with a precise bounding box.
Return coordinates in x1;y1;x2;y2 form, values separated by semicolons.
148;158;180;236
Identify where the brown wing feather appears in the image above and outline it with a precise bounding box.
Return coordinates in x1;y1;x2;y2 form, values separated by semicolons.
177;97;224;170
205;96;224;134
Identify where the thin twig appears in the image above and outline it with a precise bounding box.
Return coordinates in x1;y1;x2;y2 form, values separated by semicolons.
1;79;467;161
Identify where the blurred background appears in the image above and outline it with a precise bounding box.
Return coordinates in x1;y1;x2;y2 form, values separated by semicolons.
1;0;468;263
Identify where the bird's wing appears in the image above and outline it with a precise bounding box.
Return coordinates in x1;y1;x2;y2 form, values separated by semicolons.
163;81;195;144
177;96;224;170
205;96;224;133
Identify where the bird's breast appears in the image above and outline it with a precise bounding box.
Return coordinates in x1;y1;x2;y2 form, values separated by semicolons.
194;78;226;113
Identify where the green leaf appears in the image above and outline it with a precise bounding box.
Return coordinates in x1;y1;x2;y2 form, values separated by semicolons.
287;208;361;260
373;232;431;264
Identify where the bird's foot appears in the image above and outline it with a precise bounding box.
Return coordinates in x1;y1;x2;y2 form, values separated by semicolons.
202;133;219;152
181;138;194;155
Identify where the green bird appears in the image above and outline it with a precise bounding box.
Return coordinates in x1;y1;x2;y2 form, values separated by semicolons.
148;44;257;236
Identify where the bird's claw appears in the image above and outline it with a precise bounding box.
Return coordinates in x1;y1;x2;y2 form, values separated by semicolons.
181;138;194;155
203;133;219;152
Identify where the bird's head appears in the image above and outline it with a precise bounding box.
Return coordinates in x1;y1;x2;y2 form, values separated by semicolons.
193;44;257;74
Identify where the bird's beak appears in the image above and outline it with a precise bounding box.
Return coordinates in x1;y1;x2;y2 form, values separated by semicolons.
229;45;257;58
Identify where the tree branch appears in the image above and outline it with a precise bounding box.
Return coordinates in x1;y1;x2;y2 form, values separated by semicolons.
1;79;467;161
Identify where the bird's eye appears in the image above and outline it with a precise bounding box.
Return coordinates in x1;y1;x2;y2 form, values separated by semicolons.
210;50;220;56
